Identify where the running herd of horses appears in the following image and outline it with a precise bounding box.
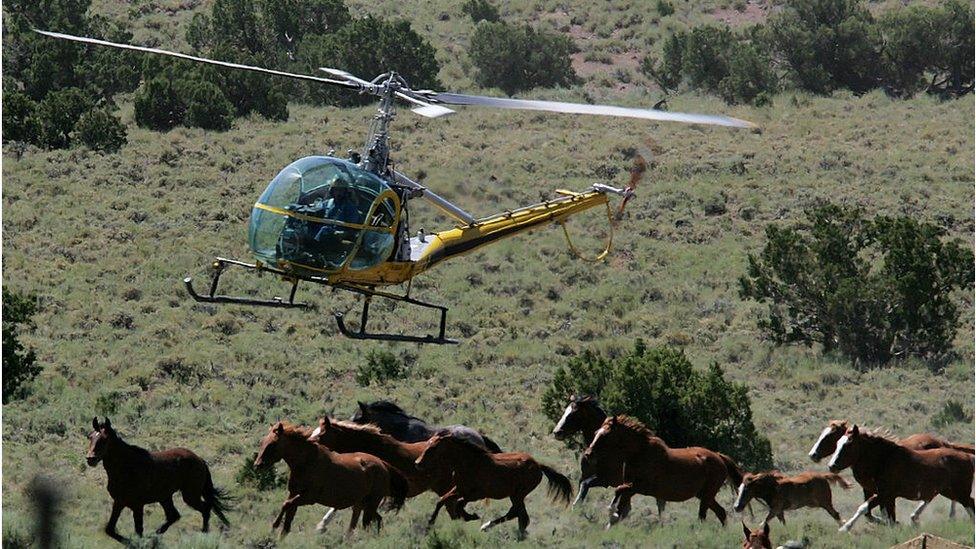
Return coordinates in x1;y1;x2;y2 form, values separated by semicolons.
84;397;975;545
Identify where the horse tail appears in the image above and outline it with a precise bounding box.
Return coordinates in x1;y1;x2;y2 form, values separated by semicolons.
480;434;503;453
384;466;409;511
204;477;234;526
539;464;573;506
718;453;745;491
824;473;851;490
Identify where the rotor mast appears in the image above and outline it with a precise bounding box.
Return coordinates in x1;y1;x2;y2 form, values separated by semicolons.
361;72;402;175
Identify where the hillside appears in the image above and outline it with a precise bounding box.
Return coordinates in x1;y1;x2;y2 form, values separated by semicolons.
3;1;974;548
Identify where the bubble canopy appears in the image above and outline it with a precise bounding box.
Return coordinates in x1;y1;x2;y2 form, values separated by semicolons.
248;156;400;276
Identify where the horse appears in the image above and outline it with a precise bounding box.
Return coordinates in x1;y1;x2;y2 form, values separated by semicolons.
85;417;232;544
306;416;474;530
808;419;974;520
733;471;848;524
414;432;572;539
352;400;502;452
584;415;743;528
551;395;665;513
825;424;975;531
742;521;772;549
254;421;408;537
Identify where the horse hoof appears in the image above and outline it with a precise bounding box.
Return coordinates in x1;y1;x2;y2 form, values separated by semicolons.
480;521;492;532
839;524;851;533
516;529;527;541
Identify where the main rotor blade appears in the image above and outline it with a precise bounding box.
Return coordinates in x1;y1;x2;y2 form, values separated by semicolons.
394;91;455;118
34;29;361;90
426;92;756;129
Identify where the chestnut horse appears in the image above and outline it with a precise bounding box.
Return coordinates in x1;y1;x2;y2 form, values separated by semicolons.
742;521;772;549
809;419;974;520
86;417;232;543
826;424;975;531
733;471;848;524
307;417;471;530
415;433;572;539
254;421;408;537
584;415;743;528
551;395;665;513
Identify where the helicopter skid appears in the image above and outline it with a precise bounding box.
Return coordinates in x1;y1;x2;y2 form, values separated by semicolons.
184;258;312;309
334;287;457;345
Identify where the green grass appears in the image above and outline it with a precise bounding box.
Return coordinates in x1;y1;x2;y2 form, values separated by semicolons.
3;1;975;547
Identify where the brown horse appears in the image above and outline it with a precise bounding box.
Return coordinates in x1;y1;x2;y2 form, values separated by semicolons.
254;421;408;537
733;471;848;524
415;432;572;539
551;395;665;513
826;424;975;531
742;521;772;549
307;417;473;530
86;417;231;543
809;419;974;520
584;415;742;528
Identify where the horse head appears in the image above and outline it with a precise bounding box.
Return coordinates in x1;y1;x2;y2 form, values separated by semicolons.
86;417;116;466
742;521;771;549
254;421;287;467
552;395;603;441
414;433;452;471
735;472;776;512
827;424;861;473
809;419;848;462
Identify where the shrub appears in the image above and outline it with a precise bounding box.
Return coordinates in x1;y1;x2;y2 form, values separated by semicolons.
718;43;776;105
656;0;675;17
236;454;285;490
355;349;414;386
765;0;882;94
469;21;577;95
74;109;126;152
641;31;685;91
931;400;971;427
3;290;40;404
461;0;500;23
740;204;974;367
1;90;40;144
184;81;235;131
36;87;92;149
542;340;774;470
134;78;186;131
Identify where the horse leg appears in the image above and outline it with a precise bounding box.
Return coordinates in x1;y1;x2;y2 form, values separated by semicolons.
280;503;299;539
180;489;210;532
155;497;181;534
455;497;481;522
910;499;932;524
316;507;337;533
428;489;458;526
131;505;144;537
882;498;897;524
346;506;362;537
706;498;727;526
607;485;634;528
840;494;879;532
515;500;530;540
574;475;596;506
481;496;521;532
104;501;127;543
273;494;302;530
860;488;881;523
948;500;956;518
656;498;666;517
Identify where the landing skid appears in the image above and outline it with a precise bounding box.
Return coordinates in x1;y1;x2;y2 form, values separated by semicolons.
183;257;456;344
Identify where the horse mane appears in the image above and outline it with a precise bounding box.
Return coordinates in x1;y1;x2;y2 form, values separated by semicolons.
613;415;657;440
278;422;314;439
366;400;414;417
857;427;899;445
435;431;489;455
328;419;384;436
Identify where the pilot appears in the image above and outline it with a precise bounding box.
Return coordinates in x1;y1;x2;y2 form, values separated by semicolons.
312;178;363;242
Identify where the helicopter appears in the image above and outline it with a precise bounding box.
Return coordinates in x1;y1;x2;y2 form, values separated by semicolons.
37;29;756;345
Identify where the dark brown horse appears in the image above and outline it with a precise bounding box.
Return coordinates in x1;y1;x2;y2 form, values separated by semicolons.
584;415;742;528
415;432;572;539
809;419;974;520
733;471;848;524
742;521;772;549
551;395;665;513
307;417;471;530
826;424;975;531
86;417;231;544
254;421;408;537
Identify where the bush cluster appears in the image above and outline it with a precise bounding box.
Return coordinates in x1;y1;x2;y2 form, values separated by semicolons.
542;341;773;471
641;0;973;104
469;21;577;95
3;290;40;404
740;204;974;368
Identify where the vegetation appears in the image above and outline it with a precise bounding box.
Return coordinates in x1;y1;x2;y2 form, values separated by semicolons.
740;204;974;368
0;0;972;547
74;109;127;152
461;0;500;23
469;21;577;95
2;290;40;404
542;341;773;470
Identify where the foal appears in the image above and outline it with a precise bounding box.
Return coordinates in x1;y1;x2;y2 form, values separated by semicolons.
415;433;572;539
742;521;772;549
86;417;231;543
551;395;665;513
254;421;407;537
809;419;974;520
584;415;740;528
826;424;975;531
734;471;848;524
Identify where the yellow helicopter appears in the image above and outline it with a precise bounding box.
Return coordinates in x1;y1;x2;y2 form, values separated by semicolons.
38;29;756;344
